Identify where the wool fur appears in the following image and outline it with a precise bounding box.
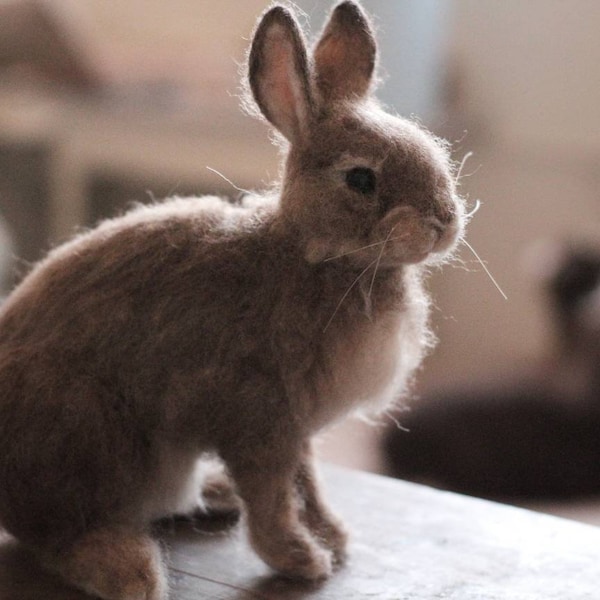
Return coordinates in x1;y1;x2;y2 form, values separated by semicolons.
0;2;465;599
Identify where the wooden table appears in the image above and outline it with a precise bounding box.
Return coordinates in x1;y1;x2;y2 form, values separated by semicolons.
0;466;599;599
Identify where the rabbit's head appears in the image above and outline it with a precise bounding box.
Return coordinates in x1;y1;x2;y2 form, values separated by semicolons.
248;1;464;268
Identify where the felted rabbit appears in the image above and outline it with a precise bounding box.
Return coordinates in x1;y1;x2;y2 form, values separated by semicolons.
0;2;464;598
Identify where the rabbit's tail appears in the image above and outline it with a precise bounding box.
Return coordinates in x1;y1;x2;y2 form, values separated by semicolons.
40;527;168;600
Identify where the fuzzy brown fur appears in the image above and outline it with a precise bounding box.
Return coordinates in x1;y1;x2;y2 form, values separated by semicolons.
0;2;464;599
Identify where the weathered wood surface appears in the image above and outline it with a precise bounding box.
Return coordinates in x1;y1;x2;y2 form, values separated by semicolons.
0;465;599;599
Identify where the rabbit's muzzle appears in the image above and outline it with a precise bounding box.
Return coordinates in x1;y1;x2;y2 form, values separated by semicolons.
373;202;462;265
429;215;461;258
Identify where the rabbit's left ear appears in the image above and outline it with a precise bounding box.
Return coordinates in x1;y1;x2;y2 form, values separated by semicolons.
314;1;377;102
249;6;314;143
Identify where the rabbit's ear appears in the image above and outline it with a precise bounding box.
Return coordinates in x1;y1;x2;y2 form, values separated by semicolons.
314;1;377;102
249;6;314;143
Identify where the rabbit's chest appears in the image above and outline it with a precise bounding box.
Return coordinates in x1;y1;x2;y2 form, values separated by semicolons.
322;300;429;419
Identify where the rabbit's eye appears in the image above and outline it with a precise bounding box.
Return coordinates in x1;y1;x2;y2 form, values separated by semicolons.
345;167;376;194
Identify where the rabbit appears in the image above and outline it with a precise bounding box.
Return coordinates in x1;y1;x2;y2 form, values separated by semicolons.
0;2;464;599
383;241;600;501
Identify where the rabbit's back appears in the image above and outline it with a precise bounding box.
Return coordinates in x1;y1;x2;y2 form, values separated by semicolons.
0;196;277;360
0;196;283;544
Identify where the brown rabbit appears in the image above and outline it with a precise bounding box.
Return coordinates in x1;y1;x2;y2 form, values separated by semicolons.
0;2;464;598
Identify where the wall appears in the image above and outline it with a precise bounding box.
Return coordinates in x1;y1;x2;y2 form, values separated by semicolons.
423;0;600;390
51;0;265;90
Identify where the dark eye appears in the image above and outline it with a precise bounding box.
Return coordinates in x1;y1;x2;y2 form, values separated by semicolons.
345;167;376;194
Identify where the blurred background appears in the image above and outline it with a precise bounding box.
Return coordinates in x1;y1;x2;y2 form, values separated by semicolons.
0;1;599;524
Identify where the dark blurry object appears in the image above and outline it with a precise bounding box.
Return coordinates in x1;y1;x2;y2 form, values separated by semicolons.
0;0;101;89
384;242;600;501
0;143;41;267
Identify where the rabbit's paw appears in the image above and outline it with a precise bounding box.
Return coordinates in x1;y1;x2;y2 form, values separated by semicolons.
42;529;167;600
258;535;333;581
315;517;348;566
201;467;241;516
299;501;348;566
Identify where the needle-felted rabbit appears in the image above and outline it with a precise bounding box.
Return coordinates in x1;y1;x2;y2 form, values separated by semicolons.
0;2;464;598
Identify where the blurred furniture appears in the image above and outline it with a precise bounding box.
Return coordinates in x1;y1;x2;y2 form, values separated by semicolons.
0;83;276;262
0;0;276;262
0;466;599;599
0;0;100;90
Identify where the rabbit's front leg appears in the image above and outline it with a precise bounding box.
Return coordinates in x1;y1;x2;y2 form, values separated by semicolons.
295;444;348;565
227;454;333;581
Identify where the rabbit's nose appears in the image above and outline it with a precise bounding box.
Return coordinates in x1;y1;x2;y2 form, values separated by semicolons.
428;214;462;255
434;196;457;226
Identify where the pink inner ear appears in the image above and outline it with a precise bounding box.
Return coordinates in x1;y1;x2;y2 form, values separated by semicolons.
272;44;297;117
316;31;372;100
261;31;307;141
317;35;345;72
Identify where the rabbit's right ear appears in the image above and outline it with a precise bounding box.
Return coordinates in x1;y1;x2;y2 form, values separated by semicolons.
249;6;314;143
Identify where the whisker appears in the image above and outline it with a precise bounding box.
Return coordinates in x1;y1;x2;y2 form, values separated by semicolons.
323;240;389;262
323;234;407;262
455;151;473;185
206;166;252;196
461;238;508;300
368;224;398;299
465;199;481;219
323;257;379;333
454;151;482;189
459;164;482;180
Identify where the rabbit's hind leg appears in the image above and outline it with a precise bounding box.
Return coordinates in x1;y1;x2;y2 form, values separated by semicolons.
198;457;241;516
40;527;167;600
157;459;241;532
158;457;241;524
